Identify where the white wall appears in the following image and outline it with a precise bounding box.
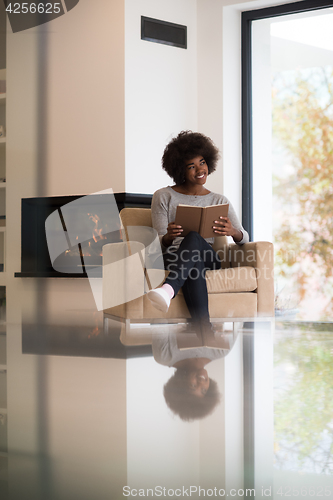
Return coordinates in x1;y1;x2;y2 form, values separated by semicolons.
8;0;125;201
197;0;224;196
6;0;126;311
125;0;198;194
8;0;126;198
45;0;125;196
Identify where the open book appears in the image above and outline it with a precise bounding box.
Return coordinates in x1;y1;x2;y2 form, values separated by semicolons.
176;330;231;350
174;203;229;238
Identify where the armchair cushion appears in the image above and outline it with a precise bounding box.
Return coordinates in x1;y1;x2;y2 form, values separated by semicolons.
145;266;257;294
206;266;257;293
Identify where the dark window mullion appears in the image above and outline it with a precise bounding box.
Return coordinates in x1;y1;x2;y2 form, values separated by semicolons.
241;14;253;241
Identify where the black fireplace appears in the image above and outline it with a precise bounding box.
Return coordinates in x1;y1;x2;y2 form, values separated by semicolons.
15;192;152;278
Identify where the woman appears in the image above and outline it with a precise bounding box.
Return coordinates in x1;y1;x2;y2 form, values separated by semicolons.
155;332;223;421
152;329;234;421
147;131;249;333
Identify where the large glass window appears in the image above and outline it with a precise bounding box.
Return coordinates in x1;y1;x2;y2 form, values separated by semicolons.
245;3;333;321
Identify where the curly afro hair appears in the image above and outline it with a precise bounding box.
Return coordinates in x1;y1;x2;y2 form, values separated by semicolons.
162;130;220;185
163;371;221;422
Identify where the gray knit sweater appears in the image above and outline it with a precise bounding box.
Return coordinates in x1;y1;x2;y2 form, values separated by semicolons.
152;332;227;367
151;186;249;251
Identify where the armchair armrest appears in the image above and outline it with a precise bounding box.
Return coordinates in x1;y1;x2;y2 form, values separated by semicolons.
212;235;229;269
229;241;274;317
102;241;145;311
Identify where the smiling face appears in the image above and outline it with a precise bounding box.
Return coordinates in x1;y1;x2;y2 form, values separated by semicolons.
186;368;210;398
184;155;208;187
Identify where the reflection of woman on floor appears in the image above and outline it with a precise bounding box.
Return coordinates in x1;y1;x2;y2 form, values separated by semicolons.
153;332;228;421
147;131;249;333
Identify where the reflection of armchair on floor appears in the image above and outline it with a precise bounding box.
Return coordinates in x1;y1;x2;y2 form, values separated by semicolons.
118;325;235;351
102;208;274;331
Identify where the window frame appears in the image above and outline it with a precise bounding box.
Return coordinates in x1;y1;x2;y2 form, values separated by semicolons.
241;0;333;240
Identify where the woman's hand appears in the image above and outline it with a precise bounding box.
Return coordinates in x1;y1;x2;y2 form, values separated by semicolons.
162;221;183;247
213;216;243;243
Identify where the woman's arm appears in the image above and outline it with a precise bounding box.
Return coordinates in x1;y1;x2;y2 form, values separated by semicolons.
151;189;183;248
212;196;249;244
213;217;243;242
162;222;183;247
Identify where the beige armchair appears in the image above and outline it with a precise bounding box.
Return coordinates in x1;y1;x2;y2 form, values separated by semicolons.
102;208;274;330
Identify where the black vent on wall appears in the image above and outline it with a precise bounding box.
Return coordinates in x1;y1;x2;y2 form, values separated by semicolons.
141;16;187;49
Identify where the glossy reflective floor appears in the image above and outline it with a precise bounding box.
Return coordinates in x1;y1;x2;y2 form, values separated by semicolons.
0;280;332;500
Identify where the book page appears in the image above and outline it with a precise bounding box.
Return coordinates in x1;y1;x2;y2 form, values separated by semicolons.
199;204;229;238
174;205;202;236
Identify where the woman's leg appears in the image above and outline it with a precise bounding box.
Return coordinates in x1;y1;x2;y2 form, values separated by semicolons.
163;231;221;323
